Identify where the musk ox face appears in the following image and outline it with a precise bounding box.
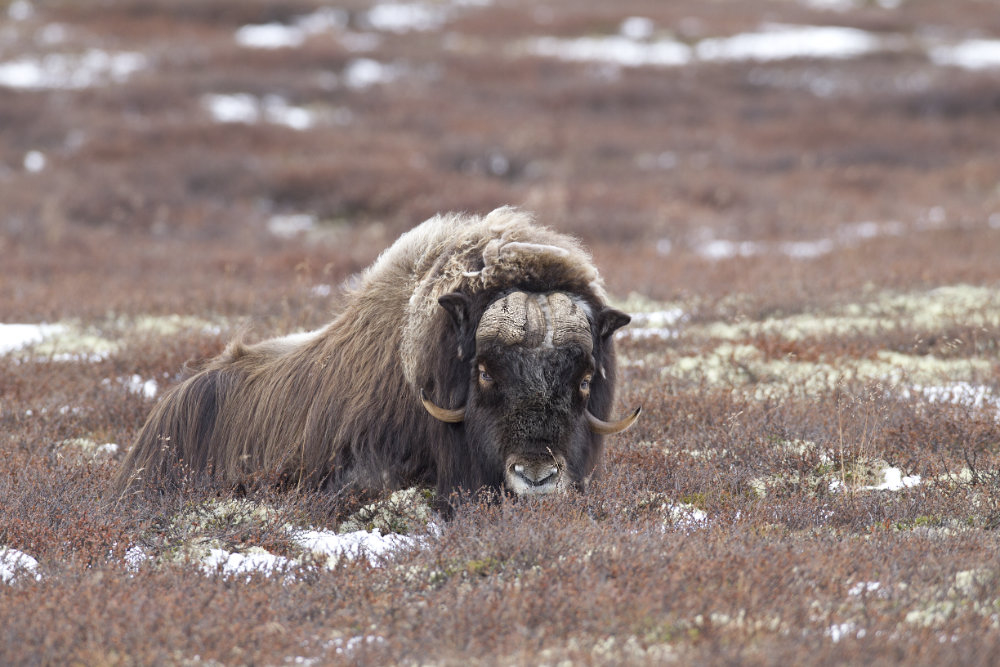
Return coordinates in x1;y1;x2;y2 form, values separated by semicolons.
421;290;639;496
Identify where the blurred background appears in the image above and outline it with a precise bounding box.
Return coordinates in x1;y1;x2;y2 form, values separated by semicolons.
2;0;999;324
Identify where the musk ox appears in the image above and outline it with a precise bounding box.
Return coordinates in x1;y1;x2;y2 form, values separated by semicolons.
114;207;639;501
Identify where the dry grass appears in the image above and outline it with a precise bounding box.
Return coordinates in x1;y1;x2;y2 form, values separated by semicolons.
3;0;1000;664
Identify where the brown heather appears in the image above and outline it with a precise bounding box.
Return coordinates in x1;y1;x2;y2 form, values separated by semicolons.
2;0;1000;664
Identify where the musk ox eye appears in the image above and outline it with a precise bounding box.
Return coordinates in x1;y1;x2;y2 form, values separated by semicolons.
580;375;592;392
478;364;493;385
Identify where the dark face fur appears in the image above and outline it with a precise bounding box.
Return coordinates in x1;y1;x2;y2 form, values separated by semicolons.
423;290;638;496
467;342;594;494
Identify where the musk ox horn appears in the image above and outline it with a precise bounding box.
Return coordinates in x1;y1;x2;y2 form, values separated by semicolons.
586;406;641;435
477;291;592;351
420;389;465;423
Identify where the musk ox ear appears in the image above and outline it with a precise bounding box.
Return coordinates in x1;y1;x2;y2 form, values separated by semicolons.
596;307;631;339
438;292;477;361
438;292;471;331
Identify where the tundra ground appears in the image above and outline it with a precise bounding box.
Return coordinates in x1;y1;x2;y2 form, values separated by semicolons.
2;0;1000;664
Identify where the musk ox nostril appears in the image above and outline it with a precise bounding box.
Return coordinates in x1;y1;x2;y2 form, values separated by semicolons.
510;462;559;487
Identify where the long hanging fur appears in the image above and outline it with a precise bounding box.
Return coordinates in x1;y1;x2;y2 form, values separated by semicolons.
113;207;618;498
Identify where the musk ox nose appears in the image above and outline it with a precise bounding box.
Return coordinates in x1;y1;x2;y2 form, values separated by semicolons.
505;456;566;496
513;463;558;487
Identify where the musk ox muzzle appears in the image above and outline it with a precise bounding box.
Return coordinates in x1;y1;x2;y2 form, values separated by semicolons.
421;290;640;496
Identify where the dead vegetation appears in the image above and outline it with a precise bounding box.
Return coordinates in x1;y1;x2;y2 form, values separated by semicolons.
2;0;1000;664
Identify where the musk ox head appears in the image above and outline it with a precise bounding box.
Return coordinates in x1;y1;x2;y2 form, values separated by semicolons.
421;289;639;496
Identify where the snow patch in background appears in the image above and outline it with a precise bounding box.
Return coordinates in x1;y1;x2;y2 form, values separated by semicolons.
343;58;399;89
929;39;1000;70
619;17;655;41
0;323;65;354
697;24;881;62
527;22;1000;73
0;547;41;583
122;374;159;399
23;150;46;172
202;547;293;580
7;0;33;20
904;383;1000;419
526;23;886;69
267;213;317;238
203;94;316;130
0;50;146;89
860;467;921;492
235;8;347;49
364;3;448;33
619;308;688;341
530;34;692;68
694;220;905;261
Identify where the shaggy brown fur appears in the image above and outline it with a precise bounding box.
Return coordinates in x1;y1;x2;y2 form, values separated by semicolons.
113;207;627;499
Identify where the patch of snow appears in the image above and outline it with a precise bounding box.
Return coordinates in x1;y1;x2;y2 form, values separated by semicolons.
203;94;316;130
697;239;763;260
103;375;158;398
990;213;1000;230
0;50;146;90
697;24;882;62
292;528;415;567
267;213;316;238
838;220;905;241
667;503;709;531
1;547;41;583
905;382;1000;419
203;547;293;579
125;374;159;399
310;284;333;298
332;635;387;655
861;467;921;491
0;323;64;354
124;546;147;571
849;581;882;596
263;96;315;130
620;17;655;41
695;220;907;262
235;9;348;49
235;24;305;49
528;23;888;69
827;622;866;642
295;8;349;35
529;34;693;68
799;0;860;11
7;0;33;21
929;39;1000;70
364;3;448;33
23;150;46;173
343;58;399;89
204;93;258;124
778;239;835;259
655;238;673;256
628;308;688;330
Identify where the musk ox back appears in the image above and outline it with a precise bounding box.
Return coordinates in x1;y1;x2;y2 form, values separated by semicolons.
114;207;639;501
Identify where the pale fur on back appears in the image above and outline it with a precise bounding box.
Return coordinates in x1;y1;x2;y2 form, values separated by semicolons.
114;207;610;495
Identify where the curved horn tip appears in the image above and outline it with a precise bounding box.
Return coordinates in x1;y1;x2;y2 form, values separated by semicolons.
420;388;466;424
586;405;641;435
